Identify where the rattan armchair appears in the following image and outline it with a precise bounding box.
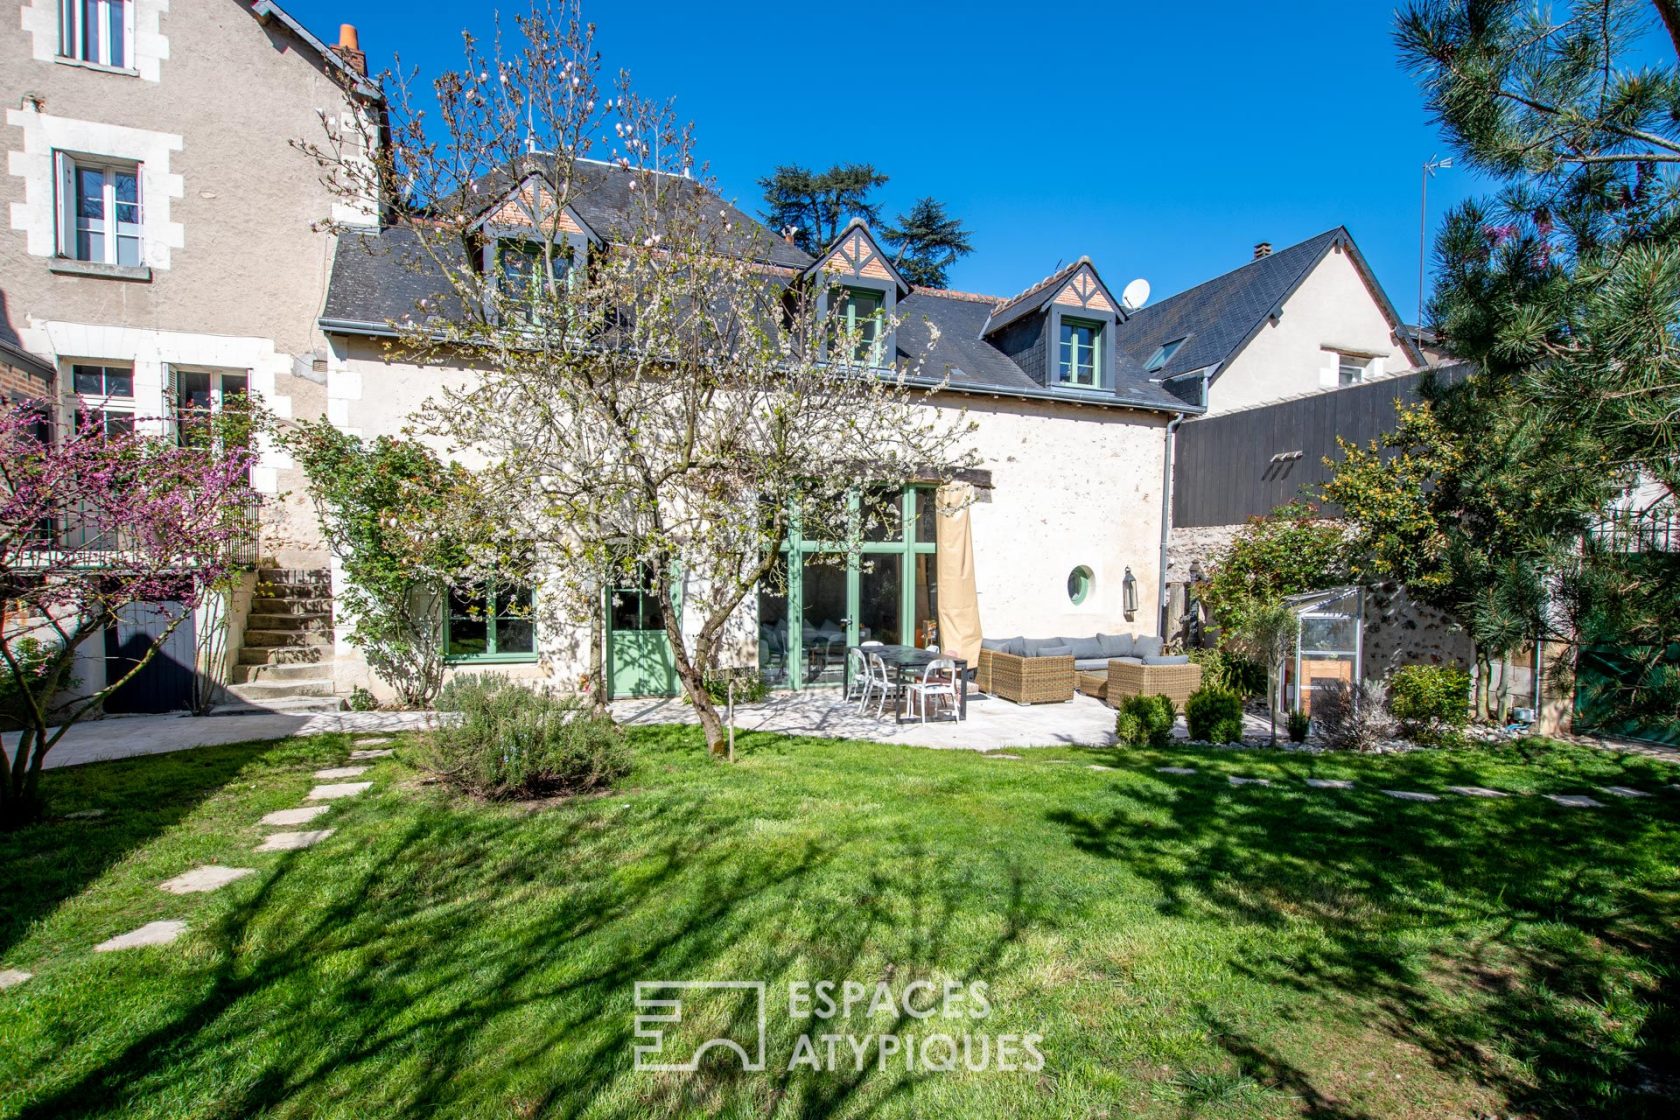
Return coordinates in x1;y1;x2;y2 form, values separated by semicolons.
1105;659;1203;707
977;649;1075;705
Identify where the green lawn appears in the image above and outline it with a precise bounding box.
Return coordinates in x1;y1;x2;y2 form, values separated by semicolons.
1;729;1677;1119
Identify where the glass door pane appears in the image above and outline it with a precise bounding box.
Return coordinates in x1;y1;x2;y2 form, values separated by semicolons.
799;556;849;687
856;553;903;647
757;553;790;687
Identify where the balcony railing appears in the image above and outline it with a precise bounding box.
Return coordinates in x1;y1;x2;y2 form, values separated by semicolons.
1589;504;1676;553
16;487;263;569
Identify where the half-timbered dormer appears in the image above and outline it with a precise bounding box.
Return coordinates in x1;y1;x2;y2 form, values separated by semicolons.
470;173;602;306
982;258;1123;392
803;219;910;369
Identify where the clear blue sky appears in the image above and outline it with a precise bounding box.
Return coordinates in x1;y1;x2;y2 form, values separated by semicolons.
286;0;1494;317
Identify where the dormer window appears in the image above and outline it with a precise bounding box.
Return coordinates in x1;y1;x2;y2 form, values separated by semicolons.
1145;337;1187;373
834;286;885;366
1058;318;1103;388
499;239;571;300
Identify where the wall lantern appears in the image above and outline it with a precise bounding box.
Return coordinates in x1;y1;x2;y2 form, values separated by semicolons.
1122;566;1138;619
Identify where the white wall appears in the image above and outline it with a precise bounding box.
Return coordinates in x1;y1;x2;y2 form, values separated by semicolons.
1207;246;1416;416
959;395;1169;641
331;341;1178;693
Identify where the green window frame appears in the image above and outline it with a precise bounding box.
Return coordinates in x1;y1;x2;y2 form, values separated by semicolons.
1067;565;1093;604
1058;318;1102;387
758;486;938;688
834;286;885;366
445;578;538;663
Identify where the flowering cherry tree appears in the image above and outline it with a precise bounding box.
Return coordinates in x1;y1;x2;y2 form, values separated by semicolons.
300;1;977;754
0;404;256;825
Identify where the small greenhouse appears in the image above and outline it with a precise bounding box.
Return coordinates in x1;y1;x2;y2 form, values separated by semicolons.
1282;587;1364;714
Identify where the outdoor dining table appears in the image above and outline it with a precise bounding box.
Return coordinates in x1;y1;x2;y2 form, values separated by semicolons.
852;644;969;725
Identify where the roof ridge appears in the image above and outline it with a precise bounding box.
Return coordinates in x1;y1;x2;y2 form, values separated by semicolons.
1131;228;1343;317
990;256;1088;314
912;286;1002;304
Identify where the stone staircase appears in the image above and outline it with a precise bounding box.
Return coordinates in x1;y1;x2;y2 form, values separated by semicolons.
224;568;339;710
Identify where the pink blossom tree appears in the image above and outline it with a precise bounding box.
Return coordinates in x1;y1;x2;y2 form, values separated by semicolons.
0;404;256;826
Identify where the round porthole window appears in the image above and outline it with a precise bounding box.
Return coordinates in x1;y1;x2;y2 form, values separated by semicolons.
1067;565;1093;604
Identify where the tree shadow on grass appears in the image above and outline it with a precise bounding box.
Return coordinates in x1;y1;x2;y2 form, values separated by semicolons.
1049;769;1680;1119
13;752;1057;1120
0;737;340;959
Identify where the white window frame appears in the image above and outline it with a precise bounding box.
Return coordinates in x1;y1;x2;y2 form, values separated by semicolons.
1337;354;1372;386
54;152;143;266
66;361;136;437
59;0;135;70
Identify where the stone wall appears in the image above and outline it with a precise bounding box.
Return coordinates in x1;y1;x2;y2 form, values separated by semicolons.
1359;580;1473;678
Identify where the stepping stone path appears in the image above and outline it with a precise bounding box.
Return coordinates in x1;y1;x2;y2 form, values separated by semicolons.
354;737;393;745
96;921;186;952
1382;789;1440;802
308;782;371;801
1446;786;1509;798
987;754;1022;760
1088;765;1116;771
1229;776;1271;787
0;969;32;989
313;765;370;780
1598;785;1650;798
256;829;335;852
349;748;394;760
1156;767;1197;775
1547;794;1603;808
261;805;331;826
158;866;255;894
64;809;105;819
1305;778;1354;789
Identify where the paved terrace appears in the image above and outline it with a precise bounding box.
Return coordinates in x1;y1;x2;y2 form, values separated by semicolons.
609;690;1274;751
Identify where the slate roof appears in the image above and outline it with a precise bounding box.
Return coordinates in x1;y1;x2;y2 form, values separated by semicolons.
896;290;1188;412
321;159;1192;414
1110;228;1349;384
440;157;811;271
982;258;1089;334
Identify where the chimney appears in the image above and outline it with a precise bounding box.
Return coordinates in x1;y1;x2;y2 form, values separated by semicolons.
334;23;367;77
1253;241;1272;260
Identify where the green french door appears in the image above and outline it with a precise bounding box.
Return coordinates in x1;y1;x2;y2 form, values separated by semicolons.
607;562;681;698
757;488;939;689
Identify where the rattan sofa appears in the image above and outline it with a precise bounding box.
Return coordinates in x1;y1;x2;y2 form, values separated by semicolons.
976;649;1075;705
1105;659;1203;707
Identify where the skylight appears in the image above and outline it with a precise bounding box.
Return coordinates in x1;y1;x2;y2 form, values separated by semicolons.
1144;337;1187;372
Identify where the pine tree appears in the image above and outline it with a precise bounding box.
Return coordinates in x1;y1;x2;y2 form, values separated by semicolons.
1394;0;1680;729
757;163;888;255
883;197;974;288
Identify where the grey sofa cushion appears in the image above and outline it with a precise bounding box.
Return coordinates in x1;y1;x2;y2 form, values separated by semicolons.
1036;644;1074;659
1060;636;1107;660
1142;654;1190;665
1073;658;1111;672
1132;635;1164;659
1098;632;1134;656
982;636;1026;656
1021;637;1061;657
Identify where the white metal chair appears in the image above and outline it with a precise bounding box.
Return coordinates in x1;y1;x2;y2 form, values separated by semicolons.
845;647;870;708
866;652;902;718
904;658;959;723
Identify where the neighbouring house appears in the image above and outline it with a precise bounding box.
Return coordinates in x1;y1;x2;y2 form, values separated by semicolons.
1115;229;1427;416
1;0;379;711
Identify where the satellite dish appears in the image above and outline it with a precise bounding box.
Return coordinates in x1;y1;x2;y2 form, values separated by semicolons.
1121;278;1151;312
